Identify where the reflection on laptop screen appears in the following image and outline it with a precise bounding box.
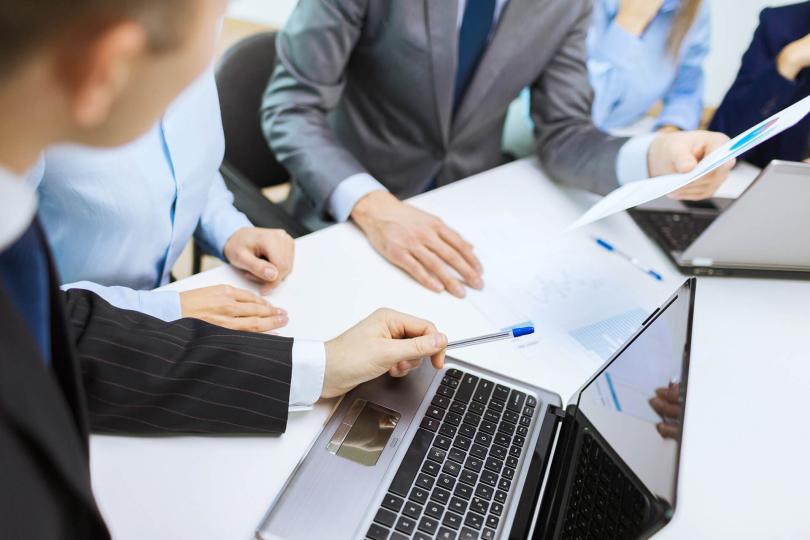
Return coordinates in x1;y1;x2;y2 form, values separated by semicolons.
575;284;691;507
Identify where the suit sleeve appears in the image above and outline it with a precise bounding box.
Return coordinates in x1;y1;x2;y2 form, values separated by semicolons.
709;8;803;167
62;289;293;435
531;0;629;195
261;0;371;217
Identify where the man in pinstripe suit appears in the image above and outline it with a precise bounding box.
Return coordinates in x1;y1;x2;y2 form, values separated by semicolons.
0;1;449;538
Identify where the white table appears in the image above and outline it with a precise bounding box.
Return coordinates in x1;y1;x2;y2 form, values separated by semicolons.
90;159;810;539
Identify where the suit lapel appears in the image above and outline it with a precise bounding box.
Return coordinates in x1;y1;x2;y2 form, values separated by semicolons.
425;0;458;143
453;0;541;133
0;234;100;516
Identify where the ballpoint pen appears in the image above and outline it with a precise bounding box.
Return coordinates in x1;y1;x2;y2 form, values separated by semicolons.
593;237;663;281
447;326;535;350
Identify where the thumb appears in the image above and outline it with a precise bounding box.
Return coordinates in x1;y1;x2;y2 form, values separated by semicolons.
674;151;698;174
383;333;447;366
237;251;279;282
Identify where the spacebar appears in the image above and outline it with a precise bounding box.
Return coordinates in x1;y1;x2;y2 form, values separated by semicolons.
389;428;435;497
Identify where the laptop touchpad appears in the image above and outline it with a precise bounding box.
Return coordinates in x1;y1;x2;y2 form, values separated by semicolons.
326;399;401;466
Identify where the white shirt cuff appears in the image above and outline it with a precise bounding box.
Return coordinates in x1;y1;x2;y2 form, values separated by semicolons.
616;134;656;185
289;339;326;411
327;173;388;222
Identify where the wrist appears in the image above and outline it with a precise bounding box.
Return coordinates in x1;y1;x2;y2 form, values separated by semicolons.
350;190;394;226
222;227;250;263
777;46;804;81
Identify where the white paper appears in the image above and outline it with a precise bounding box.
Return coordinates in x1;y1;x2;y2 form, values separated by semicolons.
571;95;810;229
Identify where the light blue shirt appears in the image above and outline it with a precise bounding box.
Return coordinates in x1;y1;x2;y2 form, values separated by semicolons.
328;0;654;221
30;70;252;322
29;70;325;408
587;0;710;132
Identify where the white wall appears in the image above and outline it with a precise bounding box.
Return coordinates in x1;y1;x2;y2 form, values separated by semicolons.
226;0;800;106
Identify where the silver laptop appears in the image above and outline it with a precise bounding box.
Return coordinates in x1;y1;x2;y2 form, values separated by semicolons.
629;160;810;279
258;279;696;540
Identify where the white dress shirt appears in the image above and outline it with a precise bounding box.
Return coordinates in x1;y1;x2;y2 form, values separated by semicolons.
326;0;653;222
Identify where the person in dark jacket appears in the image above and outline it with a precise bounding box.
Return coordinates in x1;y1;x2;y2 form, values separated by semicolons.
710;2;810;167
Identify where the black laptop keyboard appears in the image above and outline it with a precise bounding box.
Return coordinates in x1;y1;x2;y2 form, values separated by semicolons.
632;211;717;252
366;368;537;540
560;432;647;540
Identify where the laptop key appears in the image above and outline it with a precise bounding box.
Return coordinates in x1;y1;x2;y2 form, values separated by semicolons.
488;399;504;413
506;456;519;468
428;447;447;463
425;501;444;519
485;457;503;473
502;410;519;424
470;496;489;515
465;456;483;472
382;493;405;512
490;502;503;516
446;368;463;380
432;487;451;505
441;375;459;389
460;527;479;540
475;432;492;447
440;423;458;438
421;417;440;432
437;526;457;540
449;496;468;514
427;406;446;421
454;436;472;451
526;395;537;408
490;445;506;460
416;473;435;491
482;528;496;540
494;490;508;503
448;447;466;464
464;512;484;531
470;443;487;459
460;469;478;486
463;412;481;426
389;428;434;497
432;394;451;409
437;473;455;491
475;484;494;500
414;533;432;540
443;460;462;477
437;385;455;398
513;435;525;447
450;401;467;415
506;389;526;413
366;523;390;540
523;405;534;417
519;415;531;427
468;401;485;416
502;466;515;479
443;511;463;530
455;373;478;403
498;421;516;436
509;446;521;458
418;516;439;535
493;384;510;401
454;483;474;500
403;501;423;520
484;410;500;423
480;470;497;487
498;477;511;492
434;435;452;450
374;508;397;528
479;421;497;435
410;487;429;505
516;425;528;437
395;516;416;535
445;413;463;426
473;379;494;404
459;424;476;438
486;515;499;529
422;460;440;477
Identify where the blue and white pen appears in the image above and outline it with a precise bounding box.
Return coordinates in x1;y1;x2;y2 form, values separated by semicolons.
447;326;535;350
593;237;663;281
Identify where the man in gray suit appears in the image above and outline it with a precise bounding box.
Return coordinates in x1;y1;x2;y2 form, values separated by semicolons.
262;0;731;298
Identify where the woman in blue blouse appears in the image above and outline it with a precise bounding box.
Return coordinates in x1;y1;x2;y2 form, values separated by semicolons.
587;0;710;133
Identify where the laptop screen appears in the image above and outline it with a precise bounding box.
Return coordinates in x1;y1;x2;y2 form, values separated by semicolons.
573;279;694;508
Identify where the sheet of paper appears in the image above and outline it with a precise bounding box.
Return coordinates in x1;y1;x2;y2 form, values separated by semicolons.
462;221;669;377
571;95;810;229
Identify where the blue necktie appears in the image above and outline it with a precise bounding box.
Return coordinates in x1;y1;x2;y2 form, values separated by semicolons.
454;0;497;109
0;222;51;365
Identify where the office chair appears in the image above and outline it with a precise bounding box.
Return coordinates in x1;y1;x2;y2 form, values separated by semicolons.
192;31;310;274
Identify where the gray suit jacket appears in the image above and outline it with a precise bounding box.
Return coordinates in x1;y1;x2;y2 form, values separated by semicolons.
262;0;628;227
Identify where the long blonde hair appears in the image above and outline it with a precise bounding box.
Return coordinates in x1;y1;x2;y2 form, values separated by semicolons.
668;0;703;57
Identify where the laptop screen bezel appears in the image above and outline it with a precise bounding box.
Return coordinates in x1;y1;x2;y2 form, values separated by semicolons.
566;277;696;512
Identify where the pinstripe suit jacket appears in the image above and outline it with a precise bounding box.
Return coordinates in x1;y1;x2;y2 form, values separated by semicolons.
0;233;294;539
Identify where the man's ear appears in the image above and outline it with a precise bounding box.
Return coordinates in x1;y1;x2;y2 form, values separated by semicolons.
64;21;148;129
